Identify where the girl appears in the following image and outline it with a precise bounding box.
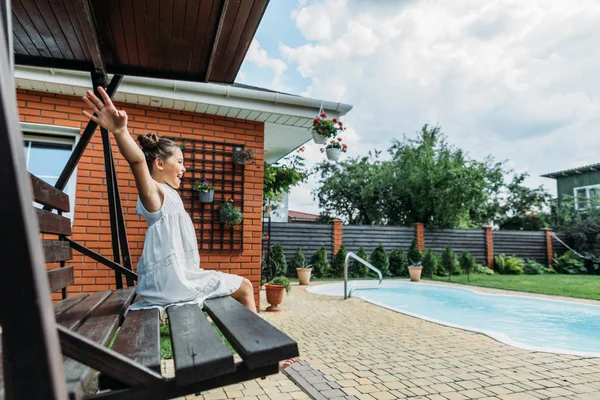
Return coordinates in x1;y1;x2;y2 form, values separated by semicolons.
82;87;296;369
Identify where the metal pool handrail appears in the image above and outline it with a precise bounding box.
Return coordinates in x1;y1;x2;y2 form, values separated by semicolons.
344;252;383;299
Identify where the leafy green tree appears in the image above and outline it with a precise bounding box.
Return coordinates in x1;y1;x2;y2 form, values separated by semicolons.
408;238;422;265
370;244;390;277
389;249;408;277
494;173;551;230
441;246;457;281
271;244;287;276
352;247;369;277
289;248;305;270
332;245;348;278
459;251;476;282
310;246;330;278
421;249;437;278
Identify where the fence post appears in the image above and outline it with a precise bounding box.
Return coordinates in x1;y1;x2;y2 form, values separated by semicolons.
483;226;494;269
413;223;425;251
332;219;342;256
541;228;553;267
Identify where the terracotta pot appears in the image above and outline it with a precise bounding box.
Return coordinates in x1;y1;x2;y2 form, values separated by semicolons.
264;205;272;214
312;131;327;144
198;190;214;203
408;266;423;282
296;268;312;285
265;285;286;312
326;148;341;161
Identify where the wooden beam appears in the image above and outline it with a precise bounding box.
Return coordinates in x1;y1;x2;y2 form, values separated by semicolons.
67;239;138;281
0;4;68;397
73;0;106;74
205;0;230;82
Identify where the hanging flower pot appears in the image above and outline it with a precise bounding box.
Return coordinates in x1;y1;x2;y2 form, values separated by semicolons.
326;148;341;161
198;190;214;203
322;138;347;162
219;199;243;225
312;131;327;144
233;147;256;165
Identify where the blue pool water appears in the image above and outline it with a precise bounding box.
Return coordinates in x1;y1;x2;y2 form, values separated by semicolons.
307;281;600;357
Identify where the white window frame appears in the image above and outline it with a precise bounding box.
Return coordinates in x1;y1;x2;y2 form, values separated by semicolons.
573;184;600;210
21;122;80;221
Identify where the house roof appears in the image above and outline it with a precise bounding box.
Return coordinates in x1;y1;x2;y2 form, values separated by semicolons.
288;210;320;221
541;163;600;179
12;0;269;84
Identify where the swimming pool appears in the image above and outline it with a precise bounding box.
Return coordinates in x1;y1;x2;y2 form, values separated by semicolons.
307;281;600;357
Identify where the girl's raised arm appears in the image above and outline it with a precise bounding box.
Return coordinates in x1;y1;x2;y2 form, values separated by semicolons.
82;87;163;212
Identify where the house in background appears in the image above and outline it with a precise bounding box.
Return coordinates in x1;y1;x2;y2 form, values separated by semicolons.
288;210;320;223
542;162;600;209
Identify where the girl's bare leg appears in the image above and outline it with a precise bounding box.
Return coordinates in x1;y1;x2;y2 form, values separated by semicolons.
230;278;298;370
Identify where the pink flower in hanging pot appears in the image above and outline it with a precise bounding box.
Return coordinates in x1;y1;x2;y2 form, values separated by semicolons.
332;118;338;123
337;137;342;141
320;112;327;118
313;118;320;125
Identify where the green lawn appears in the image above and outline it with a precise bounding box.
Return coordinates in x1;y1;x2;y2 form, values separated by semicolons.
431;274;600;300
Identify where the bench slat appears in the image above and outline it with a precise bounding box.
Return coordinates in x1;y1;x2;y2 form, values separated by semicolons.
64;287;136;400
56;291;112;331
43;240;72;262
204;297;299;369
47;266;74;293
36;208;71;236
167;304;235;386
98;308;161;390
54;294;90;319
30;173;70;212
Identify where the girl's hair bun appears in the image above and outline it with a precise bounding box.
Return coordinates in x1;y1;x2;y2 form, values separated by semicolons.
137;133;159;149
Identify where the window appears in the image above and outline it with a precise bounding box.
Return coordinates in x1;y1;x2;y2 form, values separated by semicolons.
573;184;600;210
21;123;79;220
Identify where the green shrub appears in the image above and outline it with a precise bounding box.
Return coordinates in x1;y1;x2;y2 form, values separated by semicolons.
421;249;437;278
271;243;287;276
352;247;369;277
494;254;506;274
504;257;524;275
389;249;409;277
459;251;476;282
441;246;457;281
408;238;422;265
332;245;348;278
266;276;291;293
523;259;546;275
553;251;586;274
310;246;330;277
289;247;305;270
474;264;494;275
370;244;390;277
434;253;447;276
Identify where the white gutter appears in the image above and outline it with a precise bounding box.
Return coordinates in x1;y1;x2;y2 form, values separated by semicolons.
14;66;353;121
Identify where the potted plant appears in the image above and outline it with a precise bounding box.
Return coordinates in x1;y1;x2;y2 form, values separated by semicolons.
263;148;308;211
232;147;256;165
290;248;311;285
264;276;291;312
312;112;345;144
408;259;423;282
192;179;215;203
219;199;243;225
321;137;347;162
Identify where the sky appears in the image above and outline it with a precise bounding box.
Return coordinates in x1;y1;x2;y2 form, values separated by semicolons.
238;0;600;216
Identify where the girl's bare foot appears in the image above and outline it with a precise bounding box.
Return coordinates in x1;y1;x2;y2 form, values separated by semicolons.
279;358;298;371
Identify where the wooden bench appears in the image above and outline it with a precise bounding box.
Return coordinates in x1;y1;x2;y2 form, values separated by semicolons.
0;174;298;400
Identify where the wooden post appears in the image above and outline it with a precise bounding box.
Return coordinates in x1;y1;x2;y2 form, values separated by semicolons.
541;228;553;267
0;6;68;397
483;226;494;269
413;223;425;251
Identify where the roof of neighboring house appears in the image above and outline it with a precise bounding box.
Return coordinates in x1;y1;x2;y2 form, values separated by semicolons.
288;210;320;221
541;163;600;179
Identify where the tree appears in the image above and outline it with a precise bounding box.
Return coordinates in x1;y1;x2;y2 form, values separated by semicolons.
408;238;422;265
389;249;408;277
370;244;390;277
421;249;437;278
441;245;457;281
310;246;330;278
459;251;476;282
271;244;287;276
352;247;369;277
289;248;305;270
494;173;552;230
332;245;348;278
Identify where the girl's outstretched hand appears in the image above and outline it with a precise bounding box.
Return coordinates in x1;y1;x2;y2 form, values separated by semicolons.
82;86;128;134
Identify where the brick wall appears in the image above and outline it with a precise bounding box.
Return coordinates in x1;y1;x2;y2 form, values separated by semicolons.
18;89;265;307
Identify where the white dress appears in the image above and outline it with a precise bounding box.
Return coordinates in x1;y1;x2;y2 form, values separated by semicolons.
128;183;243;311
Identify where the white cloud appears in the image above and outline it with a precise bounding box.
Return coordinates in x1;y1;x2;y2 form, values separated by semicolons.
277;0;600;213
243;39;289;91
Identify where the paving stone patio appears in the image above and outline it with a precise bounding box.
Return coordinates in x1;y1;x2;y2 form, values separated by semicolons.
168;281;600;399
